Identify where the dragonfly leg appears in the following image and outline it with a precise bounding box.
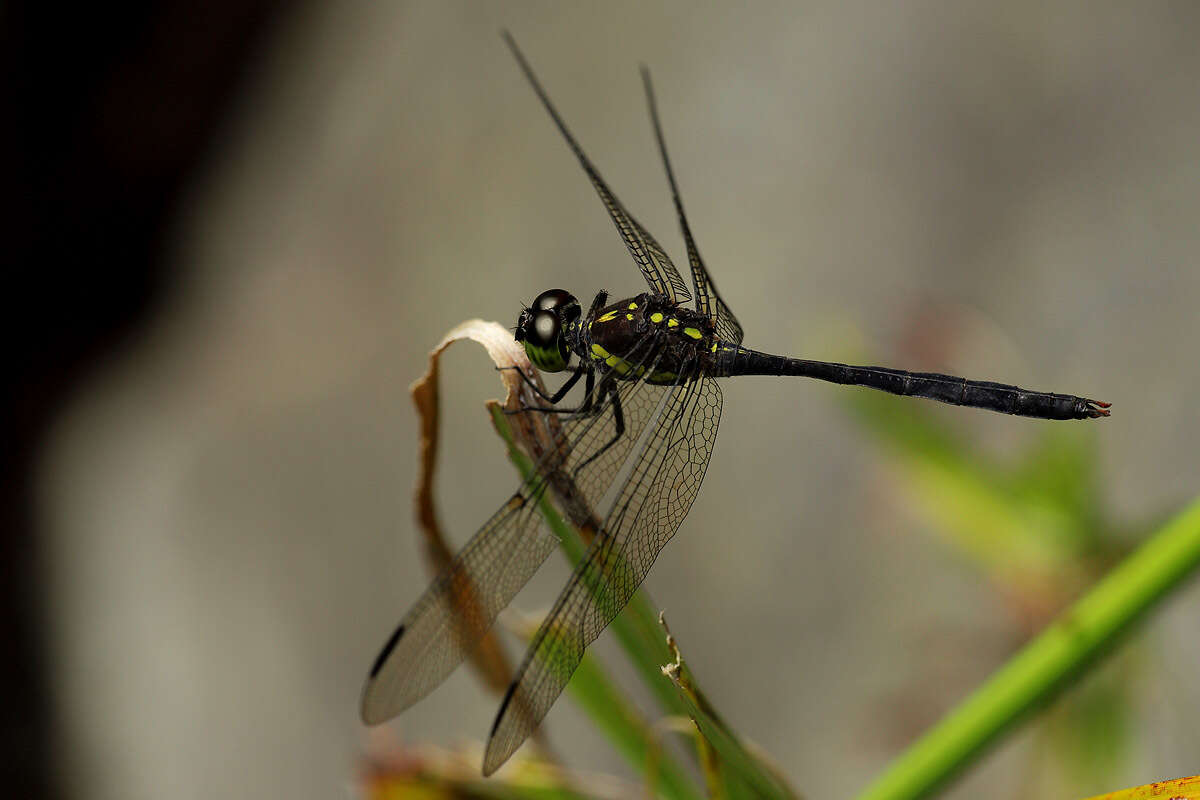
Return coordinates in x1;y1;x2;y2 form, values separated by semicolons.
498;361;588;405
572;381;626;474
586;290;609;317
504;365;598;417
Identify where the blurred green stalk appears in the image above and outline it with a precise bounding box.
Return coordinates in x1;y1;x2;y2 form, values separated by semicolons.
491;407;702;799
567;651;703;800
490;407;694;720
858;496;1200;800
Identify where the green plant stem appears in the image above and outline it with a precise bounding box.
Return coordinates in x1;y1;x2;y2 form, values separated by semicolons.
857;496;1200;800
490;407;692;720
567;652;702;800
490;407;702;798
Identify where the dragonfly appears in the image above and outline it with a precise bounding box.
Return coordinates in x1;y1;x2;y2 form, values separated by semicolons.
360;31;1110;776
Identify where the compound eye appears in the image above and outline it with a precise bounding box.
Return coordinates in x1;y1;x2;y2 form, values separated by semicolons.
533;289;575;313
529;310;559;346
522;309;569;373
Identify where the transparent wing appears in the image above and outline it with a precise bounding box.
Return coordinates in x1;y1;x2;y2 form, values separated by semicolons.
361;342;670;724
484;371;723;774
503;32;692;305
360;479;551;723
640;67;745;345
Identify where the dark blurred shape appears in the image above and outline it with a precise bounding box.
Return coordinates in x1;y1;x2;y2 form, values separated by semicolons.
2;2;294;795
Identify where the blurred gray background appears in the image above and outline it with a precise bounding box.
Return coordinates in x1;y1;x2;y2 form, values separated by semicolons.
35;2;1200;798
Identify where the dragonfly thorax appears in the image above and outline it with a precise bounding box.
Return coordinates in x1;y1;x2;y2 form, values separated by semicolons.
515;288;580;372
586;292;724;384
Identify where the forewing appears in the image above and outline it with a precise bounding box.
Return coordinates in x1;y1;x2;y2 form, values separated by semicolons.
503;32;692;305
640;67;745;345
361;342;670;724
360;484;551;723
483;374;723;774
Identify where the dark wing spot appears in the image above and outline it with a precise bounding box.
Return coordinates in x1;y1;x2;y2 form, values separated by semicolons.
490;679;520;738
368;624;405;678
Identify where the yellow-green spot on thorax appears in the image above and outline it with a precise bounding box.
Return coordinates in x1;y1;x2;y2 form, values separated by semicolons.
650;312;664;323
591;340;645;378
627;302;638;310
667;318;679;328
683;327;702;340
605;354;644;377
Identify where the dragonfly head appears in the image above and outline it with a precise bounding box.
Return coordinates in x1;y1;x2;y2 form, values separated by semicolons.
515;289;580;373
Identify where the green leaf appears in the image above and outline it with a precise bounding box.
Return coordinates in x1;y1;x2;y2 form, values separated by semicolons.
856;496;1200;800
843;390;1092;575
659;616;802;800
489;406;696;723
490;406;702;799
367;753;612;800
566;651;703;800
